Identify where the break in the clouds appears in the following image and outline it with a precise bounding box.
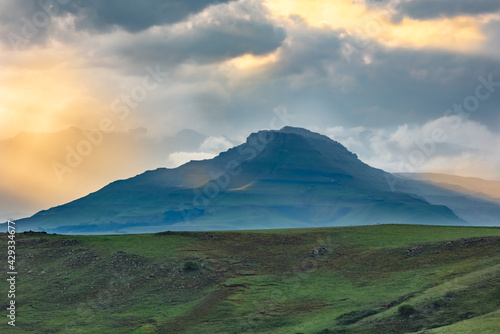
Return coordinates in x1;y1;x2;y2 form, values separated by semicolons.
1;0;500;218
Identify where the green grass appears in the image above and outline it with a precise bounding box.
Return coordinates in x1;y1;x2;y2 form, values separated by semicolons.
412;309;500;333
2;224;500;333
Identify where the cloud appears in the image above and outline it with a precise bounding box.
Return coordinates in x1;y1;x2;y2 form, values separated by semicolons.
0;0;57;49
64;0;236;33
265;0;489;53
398;0;500;20
0;0;236;43
0;0;287;66
200;136;234;153
481;16;500;59
165;135;235;168
108;1;286;68
325;117;500;179
0;0;243;51
228;20;500;132
166;152;217;168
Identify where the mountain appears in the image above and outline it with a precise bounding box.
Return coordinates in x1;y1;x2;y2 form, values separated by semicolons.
15;127;464;234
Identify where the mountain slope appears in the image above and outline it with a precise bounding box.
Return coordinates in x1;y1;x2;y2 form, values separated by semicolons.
15;127;463;234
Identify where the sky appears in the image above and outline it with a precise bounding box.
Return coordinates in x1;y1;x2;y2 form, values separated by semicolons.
1;0;500;219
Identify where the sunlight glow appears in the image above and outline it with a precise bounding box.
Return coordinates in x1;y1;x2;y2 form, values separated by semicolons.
264;0;484;52
227;51;279;69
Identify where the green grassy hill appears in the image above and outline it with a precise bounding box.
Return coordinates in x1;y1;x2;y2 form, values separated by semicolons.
3;224;500;333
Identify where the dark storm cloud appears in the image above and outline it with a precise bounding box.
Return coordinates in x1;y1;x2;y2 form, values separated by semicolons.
332;50;500;129
0;0;236;49
111;16;286;67
187;24;500;136
63;0;235;32
398;0;500;20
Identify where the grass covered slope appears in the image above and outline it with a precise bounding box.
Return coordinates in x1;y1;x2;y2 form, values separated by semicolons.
3;224;500;333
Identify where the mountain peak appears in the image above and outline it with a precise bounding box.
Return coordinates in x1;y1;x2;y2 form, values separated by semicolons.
278;126;331;140
243;127;340;153
248;126;337;144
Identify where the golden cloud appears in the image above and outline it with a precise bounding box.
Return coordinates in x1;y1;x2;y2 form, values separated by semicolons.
264;0;485;52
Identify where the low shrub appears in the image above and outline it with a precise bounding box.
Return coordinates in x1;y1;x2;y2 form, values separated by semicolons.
183;261;200;271
398;304;417;317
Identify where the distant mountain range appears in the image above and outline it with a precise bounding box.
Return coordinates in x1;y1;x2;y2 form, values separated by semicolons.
14;127;500;234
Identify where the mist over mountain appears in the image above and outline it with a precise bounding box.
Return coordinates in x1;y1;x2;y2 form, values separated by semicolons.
397;173;500;204
0;127;209;219
15;127;474;234
392;173;500;226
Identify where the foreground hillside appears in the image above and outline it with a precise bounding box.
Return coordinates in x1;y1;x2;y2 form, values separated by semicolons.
3;225;500;333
